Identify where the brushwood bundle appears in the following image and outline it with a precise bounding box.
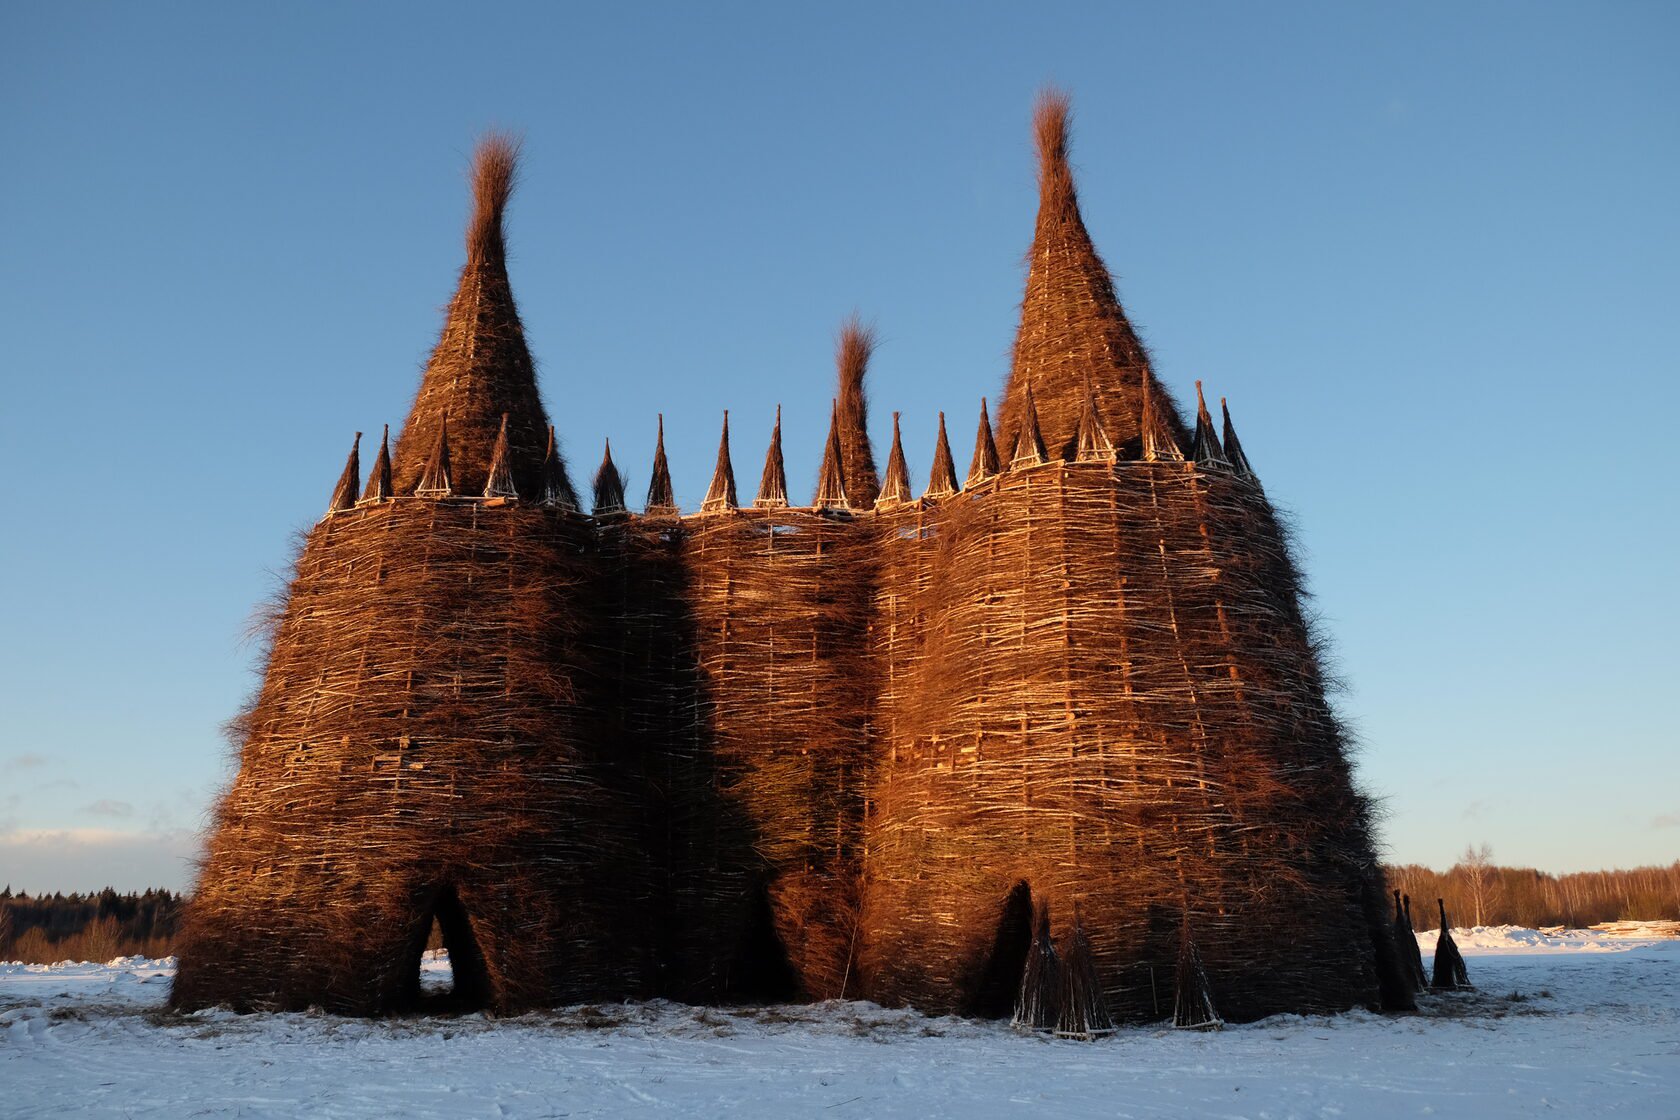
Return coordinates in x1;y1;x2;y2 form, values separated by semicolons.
172;97;1413;1024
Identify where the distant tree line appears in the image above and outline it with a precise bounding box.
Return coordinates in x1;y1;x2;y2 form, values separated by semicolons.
1386;859;1680;929
0;887;182;964
4;862;1677;964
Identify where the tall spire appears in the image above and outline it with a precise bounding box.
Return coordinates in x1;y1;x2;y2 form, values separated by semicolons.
361;425;393;501
415;419;454;496
592;439;627;517
702;411;738;513
392;135;551;498
1191;382;1228;468
1220;398;1256;481
1009;386;1048;468
646;415;677;516
998;91;1189;459
539;425;579;510
967;398;1001;487
327;432;361;514
877;412;911;507
754;406;788;509
835;316;880;508
484;413;518;498
924;412;960;499
814;400;850;511
1075;376;1115;462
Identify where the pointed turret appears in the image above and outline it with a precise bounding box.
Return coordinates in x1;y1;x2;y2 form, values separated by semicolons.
835;316;880;508
1191;382;1229;468
754;406;789;509
645;415;678;516
924;412;960;500
392;135;551;498
484;413;518;498
1220;398;1256;480
814;400;850;511
701;411;738;513
1075;376;1115;462
1140;377;1184;463
967;399;1001;487
998;91;1190;459
539;425;579;510
327;432;361;514
1009;386;1048;468
877;412;911;507
415;419;454;496
592;440;627;517
1172;919;1223;1030
361;425;393;501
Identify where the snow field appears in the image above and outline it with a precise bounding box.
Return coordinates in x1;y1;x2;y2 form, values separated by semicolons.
3;927;1677;1119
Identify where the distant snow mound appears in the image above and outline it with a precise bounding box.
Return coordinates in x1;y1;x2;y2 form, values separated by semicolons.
1414;924;1680;955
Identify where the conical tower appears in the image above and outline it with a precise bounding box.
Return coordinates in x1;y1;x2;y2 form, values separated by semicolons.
173;140;633;1016
996;92;1190;460
701;412;738;513
835;317;880;509
860;94;1407;1024
391;135;558;499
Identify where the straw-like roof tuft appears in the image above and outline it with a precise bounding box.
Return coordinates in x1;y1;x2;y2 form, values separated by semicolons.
835;316;880;508
1191;382;1228;468
924;412;960;499
999;90;1190;460
392;134;552;499
814;400;851;511
1074;377;1115;462
876;413;911;506
645;415;678;516
1220;399;1256;480
415;419;455;495
361;425;393;501
967;399;1001;486
1140;377;1184;463
484;413;519;498
1009;386;1048;468
327;432;361;514
755;406;789;508
593;439;627;516
702;412;738;513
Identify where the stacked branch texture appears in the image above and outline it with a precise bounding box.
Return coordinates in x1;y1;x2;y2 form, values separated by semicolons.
174;100;1411;1022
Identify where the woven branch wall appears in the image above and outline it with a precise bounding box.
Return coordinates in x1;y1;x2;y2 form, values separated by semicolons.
174;457;1400;1021
172;501;643;1014
861;463;1388;1020
173;101;1408;1023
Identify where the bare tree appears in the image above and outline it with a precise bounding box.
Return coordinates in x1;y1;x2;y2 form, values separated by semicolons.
1458;842;1500;928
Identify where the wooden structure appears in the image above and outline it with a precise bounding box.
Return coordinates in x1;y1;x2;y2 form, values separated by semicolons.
173;100;1411;1023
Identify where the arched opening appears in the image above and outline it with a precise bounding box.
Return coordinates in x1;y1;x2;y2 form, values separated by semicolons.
727;878;801;1001
402;882;492;1012
962;880;1035;1018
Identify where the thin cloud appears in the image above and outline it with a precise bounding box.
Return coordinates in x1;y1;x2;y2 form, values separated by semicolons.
5;753;48;771
1653;813;1680;830
0;827;198;894
80;799;135;819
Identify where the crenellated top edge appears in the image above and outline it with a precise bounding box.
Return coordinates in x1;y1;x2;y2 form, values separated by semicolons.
319;387;1260;525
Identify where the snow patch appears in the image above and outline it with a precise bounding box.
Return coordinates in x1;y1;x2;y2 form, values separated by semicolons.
2;932;1676;1118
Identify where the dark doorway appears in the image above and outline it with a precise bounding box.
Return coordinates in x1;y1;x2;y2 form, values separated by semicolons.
726;879;801;1002
403;882;492;1012
963;881;1035;1018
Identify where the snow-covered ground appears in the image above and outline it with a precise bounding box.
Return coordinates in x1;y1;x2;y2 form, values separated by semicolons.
4;927;1677;1119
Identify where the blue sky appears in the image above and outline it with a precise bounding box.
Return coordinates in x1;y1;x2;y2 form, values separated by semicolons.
2;1;1675;892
